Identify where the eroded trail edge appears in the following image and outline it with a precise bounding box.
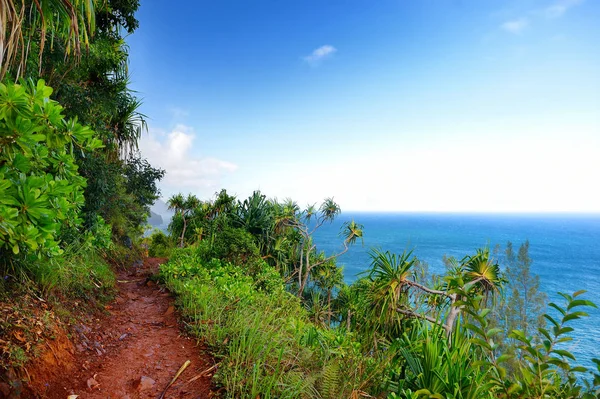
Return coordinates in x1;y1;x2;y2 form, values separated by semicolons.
38;258;214;399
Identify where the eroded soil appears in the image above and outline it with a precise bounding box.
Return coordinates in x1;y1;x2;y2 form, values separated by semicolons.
29;258;215;399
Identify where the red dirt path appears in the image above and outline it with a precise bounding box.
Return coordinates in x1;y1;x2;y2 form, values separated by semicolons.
31;258;215;399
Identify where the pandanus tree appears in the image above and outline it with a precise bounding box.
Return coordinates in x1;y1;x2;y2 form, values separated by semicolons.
167;193;200;247
367;249;417;339
366;247;502;337
280;198;363;298
211;189;236;220
311;257;344;326
232;190;273;244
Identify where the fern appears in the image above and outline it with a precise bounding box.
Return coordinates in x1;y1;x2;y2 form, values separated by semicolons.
319;359;342;399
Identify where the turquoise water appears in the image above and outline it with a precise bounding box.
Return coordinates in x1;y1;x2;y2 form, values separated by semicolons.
314;213;600;368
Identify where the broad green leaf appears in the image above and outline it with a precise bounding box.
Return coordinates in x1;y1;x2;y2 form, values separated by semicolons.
563;311;589;323
544;314;560;328
548;302;566;316
496;354;512;363
567;299;597;310
552;349;576;360
12;153;31;173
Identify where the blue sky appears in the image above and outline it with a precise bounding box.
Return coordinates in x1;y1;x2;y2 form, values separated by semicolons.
129;0;600;212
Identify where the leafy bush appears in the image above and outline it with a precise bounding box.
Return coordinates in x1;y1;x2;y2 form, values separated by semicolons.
0;79;102;259
147;229;173;258
203;226;262;266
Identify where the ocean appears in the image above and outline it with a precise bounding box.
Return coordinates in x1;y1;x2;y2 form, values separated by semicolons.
314;213;600;369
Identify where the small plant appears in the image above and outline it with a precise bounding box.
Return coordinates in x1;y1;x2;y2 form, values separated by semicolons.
147;229;173;258
7;343;29;368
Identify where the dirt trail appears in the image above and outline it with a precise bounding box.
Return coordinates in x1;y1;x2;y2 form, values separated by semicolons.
35;258;214;399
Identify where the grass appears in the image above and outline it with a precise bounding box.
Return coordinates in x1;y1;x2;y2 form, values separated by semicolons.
160;248;386;398
23;246;116;302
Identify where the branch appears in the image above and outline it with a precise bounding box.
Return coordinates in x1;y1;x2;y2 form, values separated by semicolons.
406;280;453;298
309;217;326;236
307;239;349;272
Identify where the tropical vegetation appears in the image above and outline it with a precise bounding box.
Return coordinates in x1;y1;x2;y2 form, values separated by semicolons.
154;189;600;398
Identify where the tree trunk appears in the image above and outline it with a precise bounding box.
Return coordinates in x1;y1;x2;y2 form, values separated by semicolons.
298;246;303;297
444;294;462;337
298;247;311;297
346;310;351;331
179;218;187;248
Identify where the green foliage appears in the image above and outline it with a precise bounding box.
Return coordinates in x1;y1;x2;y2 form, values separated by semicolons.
87;215;114;252
1;0;96;80
168;193;201;247
204;226;262;268
9;0;163;244
391;324;496;399
160;248;387;398
0;79;102;259
232;190;274;239
122;155;165;220
367;249;416;338
506;290;597;398
147;229;173;258
157;189;599;398
24;245;116;301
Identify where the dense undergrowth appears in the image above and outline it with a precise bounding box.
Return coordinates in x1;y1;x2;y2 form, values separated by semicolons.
161;247;387;398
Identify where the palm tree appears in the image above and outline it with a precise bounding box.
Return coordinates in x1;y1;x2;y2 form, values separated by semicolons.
1;0;96;80
319;197;340;222
167;193;199;247
390;248;503;337
110;91;147;160
212;189;236;219
273;198;299;234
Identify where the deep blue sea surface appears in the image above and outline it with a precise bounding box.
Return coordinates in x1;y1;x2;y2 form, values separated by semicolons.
314;213;600;368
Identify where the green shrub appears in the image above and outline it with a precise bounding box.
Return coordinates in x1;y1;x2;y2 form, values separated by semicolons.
0;79;102;259
147;229;174;258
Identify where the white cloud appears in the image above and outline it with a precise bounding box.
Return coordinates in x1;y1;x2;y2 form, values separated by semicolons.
303;45;337;65
544;0;584;18
501;18;529;34
139;124;237;198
